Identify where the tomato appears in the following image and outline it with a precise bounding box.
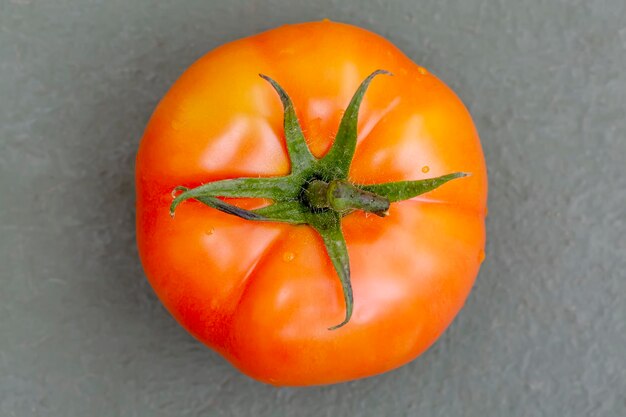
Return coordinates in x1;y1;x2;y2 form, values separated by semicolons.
136;20;487;386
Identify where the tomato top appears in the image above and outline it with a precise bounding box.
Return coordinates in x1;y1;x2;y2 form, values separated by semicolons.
136;20;487;386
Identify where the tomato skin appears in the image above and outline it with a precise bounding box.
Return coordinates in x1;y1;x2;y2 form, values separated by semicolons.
136;21;487;386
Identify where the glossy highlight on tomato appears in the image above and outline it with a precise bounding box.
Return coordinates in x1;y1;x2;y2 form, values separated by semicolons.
136;20;487;386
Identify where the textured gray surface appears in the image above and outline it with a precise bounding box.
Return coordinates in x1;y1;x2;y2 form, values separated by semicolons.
1;0;625;415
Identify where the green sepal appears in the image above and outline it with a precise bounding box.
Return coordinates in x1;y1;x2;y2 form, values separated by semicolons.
259;74;317;173
175;192;309;225
310;212;353;330
361;172;469;202
170;177;297;216
319;70;391;179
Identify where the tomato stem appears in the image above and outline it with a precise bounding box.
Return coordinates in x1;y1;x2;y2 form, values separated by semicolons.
305;179;390;217
169;70;469;329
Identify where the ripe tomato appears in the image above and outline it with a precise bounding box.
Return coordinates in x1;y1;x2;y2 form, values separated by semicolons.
136;20;487;386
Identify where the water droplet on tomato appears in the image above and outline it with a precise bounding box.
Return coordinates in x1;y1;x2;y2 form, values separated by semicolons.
422;165;430;173
283;252;295;262
417;66;428;75
205;227;215;236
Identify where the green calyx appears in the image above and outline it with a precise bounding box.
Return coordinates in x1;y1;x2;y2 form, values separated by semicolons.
170;70;468;330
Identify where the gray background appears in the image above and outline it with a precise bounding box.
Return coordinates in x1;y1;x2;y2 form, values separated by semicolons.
1;0;625;416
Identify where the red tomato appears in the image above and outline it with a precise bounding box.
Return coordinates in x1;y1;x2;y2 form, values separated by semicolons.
136;20;487;386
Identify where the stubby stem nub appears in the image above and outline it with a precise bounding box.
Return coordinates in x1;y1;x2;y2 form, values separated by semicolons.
305;179;390;217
